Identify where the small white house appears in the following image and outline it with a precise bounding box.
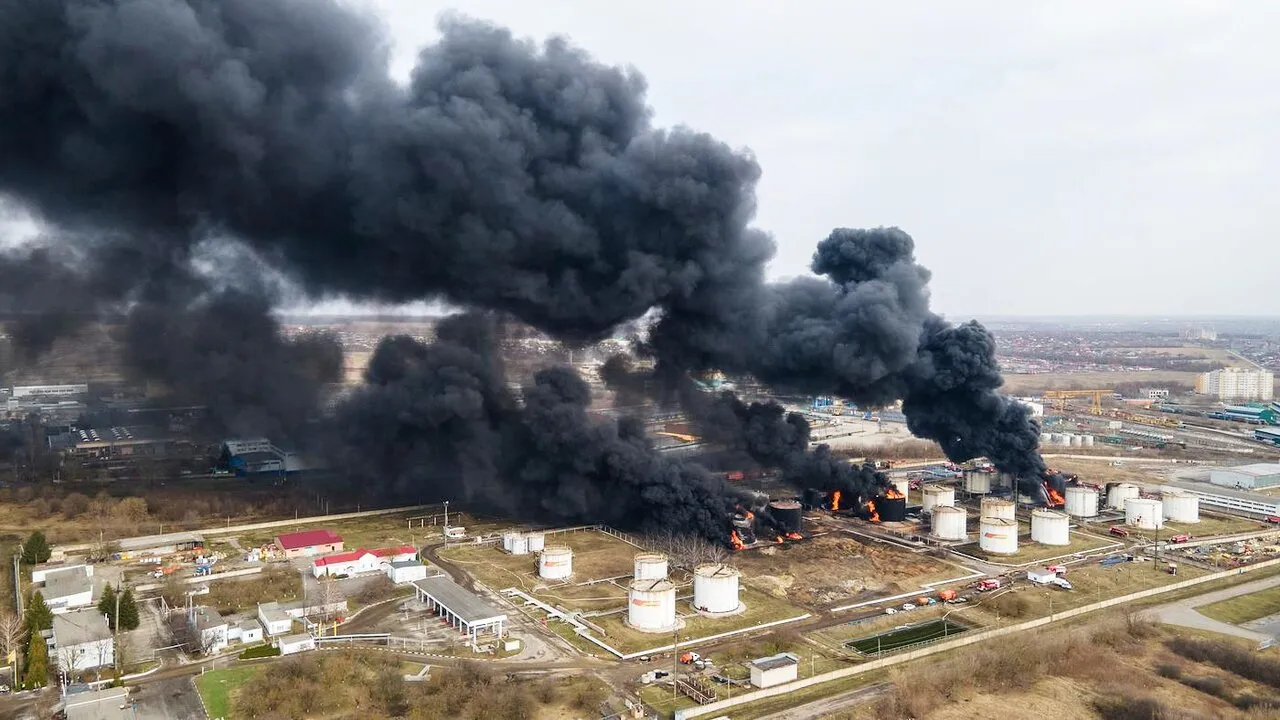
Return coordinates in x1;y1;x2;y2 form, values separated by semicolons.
193;607;229;654
750;653;799;689
311;549;380;578
52;609;114;673
277;633;316;656
44;567;94;614
257;602;293;636
228;619;263;645
385;560;429;584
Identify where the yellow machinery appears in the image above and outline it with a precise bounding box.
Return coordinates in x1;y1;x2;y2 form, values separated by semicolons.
1042;389;1111;415
655;431;699;444
1110;410;1181;429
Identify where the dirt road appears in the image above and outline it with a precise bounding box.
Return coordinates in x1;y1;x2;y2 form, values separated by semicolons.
753;682;892;720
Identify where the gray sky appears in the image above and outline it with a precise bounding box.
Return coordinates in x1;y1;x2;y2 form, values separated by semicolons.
370;0;1280;318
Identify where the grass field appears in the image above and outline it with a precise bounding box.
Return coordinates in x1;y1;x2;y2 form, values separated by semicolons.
1197;585;1280;625
228;510;448;551
438;529;638;608
955;526;1118;564
588;586;808;654
1001;370;1202;393
194;665;264;719
846;618;970;654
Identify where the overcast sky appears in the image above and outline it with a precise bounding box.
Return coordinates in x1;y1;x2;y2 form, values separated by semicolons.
365;0;1279;319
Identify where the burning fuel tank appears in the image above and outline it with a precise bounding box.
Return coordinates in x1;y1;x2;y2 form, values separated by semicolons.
767;500;803;534
731;512;757;544
802;488;824;510
876;494;907;522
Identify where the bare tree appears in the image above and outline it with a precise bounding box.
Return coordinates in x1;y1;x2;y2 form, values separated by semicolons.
0;610;25;684
641;530;729;570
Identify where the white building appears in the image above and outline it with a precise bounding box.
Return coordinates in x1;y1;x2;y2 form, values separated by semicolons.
226;619;264;645
311;549;380;578
1210;463;1280;490
386;560;429;584
11;384;89;398
1197;368;1274;402
1139;388;1170;401
257;602;294;636
44;567;94;613
52;609;113;673
1162;482;1280;518
750;653;800;689
1016;399;1045;417
193;607;229;654
277;633;316;656
32;560;92;584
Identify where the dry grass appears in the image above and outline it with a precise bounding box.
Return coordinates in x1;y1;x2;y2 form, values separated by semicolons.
954;524;1117;564
1198;585;1280;625
588;586;808;654
731;534;961;608
198;565;302;615
1002;371;1204;393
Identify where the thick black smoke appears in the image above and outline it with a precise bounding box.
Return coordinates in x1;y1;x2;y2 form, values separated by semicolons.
0;3;1043;519
331;314;744;537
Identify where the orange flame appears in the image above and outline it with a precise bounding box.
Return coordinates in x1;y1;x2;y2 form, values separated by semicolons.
1043;481;1065;507
830;490;842;511
730;530;745;551
745;510;755;522
867;500;880;523
774;536;784;544
785;532;804;540
884;487;905;500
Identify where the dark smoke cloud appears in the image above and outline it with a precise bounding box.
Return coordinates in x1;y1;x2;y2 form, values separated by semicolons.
331;314;744;537
0;2;1043;526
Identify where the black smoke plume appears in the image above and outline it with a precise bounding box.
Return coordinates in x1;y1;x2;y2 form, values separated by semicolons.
0;3;1044;523
330;314;745;537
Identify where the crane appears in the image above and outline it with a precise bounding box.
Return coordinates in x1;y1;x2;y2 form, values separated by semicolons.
1041;390;1111;415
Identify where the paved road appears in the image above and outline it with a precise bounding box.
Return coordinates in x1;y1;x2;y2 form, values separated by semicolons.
1139;571;1280;644
753;682;892;720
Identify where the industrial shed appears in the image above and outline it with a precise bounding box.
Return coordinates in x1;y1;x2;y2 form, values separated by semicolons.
412;576;507;648
1210;463;1280;490
115;531;204;560
750;653;799;688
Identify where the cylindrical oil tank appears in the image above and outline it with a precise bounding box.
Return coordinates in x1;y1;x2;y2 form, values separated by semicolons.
878;496;908;522
628;578;677;632
891;477;910;499
1039;432;1051;443
1082;435;1096;447
1125;498;1165;530
1031;509;1070;545
1055;433;1071;446
980;497;1016;522
693;564;741;614
1064;486;1099;518
526;532;546;553
1108;483;1140;510
508;533;529;555
538;546;573;580
501;532;518;552
634;552;669;580
965;472;991;495
1069;434;1084;447
931;506;967;541
802;488;823;510
1162;492;1200;524
921;485;956;514
767;500;804;534
979;517;1019;555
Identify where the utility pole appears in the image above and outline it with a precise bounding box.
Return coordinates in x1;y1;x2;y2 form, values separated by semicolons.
672;626;679;702
113;582;121;681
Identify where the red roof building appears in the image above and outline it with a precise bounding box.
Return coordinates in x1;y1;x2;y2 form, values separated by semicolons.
274;529;344;558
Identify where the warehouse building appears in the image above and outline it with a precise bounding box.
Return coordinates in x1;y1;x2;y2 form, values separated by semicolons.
275;529;343;559
32;559;92;584
1161;481;1280;518
11;384;89;398
412;576;507;648
115;531;204;560
1255;427;1280;446
1210;463;1280;490
44;566;95;613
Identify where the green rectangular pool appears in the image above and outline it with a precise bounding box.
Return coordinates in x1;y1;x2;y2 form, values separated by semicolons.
845;619;969;655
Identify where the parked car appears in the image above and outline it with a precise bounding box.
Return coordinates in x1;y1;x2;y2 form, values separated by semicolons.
883;607;897;615
901;603;917;611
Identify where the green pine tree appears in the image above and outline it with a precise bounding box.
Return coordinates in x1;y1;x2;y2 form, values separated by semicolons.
23;631;47;688
117;588;140;631
21;531;50;565
98;583;118;629
25;591;52;632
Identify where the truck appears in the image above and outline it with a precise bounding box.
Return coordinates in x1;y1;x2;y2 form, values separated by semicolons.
937;589;958;602
1169;534;1191;544
1109;526;1130;537
1265;516;1280;525
973;579;1001;592
1046;564;1068;576
1167;563;1178;576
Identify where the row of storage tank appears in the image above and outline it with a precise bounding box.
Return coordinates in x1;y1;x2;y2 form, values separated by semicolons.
1038;432;1097;447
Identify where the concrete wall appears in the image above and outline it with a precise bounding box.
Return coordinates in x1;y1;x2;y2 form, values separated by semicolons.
674;557;1280;720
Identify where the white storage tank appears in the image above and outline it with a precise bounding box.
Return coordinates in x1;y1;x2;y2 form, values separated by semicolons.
891;477;910;500
979;517;1019;555
1082;435;1096;447
1069;434;1084;447
501;532;516;552
693;564;742;615
628;578;677;632
921;485;955;514
1108;484;1140;510
538;546;573;580
1056;433;1072;446
634;552;669;581
964;472;991;495
1162;492;1200;524
1064;486;1099;518
980;497;1016;522
1125;498;1165;530
526;532;546;552
931;506;968;541
1039;432;1051;443
508;533;529;555
1030;509;1070;546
